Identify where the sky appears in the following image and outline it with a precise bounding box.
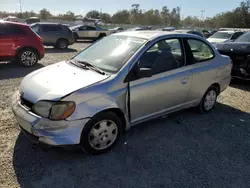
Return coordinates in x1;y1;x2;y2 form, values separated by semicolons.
0;0;244;18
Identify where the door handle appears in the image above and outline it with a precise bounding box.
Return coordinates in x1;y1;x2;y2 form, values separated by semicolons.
181;77;189;84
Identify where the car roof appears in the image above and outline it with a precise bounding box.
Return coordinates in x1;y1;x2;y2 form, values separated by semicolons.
0;20;28;27
35;22;63;25
114;30;202;40
217;30;235;33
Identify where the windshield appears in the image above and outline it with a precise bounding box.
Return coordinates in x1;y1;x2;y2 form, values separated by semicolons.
70;25;81;30
235;32;250;42
73;35;147;73
210;32;233;39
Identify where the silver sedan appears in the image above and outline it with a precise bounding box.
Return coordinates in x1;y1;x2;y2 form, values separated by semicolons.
12;31;232;154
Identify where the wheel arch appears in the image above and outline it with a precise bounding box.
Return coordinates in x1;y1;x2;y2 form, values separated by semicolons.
56;38;69;44
210;83;220;94
101;108;127;132
98;33;107;38
16;46;40;59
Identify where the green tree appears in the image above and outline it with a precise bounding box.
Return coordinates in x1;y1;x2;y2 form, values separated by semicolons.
39;8;51;20
100;13;112;23
143;9;162;25
62;11;75;21
161;6;170;26
130;4;142;24
85;10;100;19
112;10;130;24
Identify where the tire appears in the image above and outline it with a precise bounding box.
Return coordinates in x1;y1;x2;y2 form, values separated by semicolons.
80;111;122;154
17;48;38;67
73;33;79;42
56;39;68;49
97;33;106;40
199;85;219;113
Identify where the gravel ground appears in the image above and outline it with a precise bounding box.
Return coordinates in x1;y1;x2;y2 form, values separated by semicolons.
0;42;250;188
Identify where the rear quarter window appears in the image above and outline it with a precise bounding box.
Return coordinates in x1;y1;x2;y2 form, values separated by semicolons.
8;25;26;35
42;25;63;32
187;39;214;62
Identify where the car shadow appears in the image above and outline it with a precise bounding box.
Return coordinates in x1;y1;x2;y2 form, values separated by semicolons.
75;40;94;43
230;79;250;92
45;48;78;54
0;62;45;80
13;103;250;187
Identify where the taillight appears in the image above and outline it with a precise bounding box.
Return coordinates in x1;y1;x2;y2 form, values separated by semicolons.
36;34;42;42
230;59;233;65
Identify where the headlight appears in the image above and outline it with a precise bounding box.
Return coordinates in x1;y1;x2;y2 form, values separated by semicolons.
32;101;75;120
32;101;52;118
50;102;75;120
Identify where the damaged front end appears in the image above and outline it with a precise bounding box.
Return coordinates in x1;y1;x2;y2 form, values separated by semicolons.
223;53;250;80
217;43;250;80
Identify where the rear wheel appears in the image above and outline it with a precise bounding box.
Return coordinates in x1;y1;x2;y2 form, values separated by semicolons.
56;39;68;49
97;33;106;40
17;49;38;67
199;85;219;113
80;112;122;154
73;33;79;42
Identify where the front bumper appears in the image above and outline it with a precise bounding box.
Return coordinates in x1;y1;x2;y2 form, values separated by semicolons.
232;67;250;80
12;91;90;146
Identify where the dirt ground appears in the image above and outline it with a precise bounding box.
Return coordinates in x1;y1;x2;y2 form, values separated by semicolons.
0;42;250;188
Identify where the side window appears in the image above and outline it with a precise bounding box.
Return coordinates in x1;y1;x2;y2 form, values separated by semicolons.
187;39;214;62
86;26;96;31
231;32;243;40
79;26;86;31
42;25;62;32
139;38;184;75
31;25;40;33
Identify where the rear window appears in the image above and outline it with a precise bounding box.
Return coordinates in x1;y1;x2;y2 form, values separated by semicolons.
210;32;232;39
63;25;72;33
9;25;26;35
42;25;63;32
0;24;8;36
0;24;26;36
31;24;40;33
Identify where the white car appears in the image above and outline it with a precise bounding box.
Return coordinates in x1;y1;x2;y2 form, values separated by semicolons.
12;31;232;154
207;31;244;45
70;25;115;41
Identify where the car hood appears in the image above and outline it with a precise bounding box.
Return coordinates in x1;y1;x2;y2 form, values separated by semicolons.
216;42;250;53
20;61;109;103
207;38;228;44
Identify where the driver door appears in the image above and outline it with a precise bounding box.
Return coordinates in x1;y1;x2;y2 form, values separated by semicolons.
128;38;192;124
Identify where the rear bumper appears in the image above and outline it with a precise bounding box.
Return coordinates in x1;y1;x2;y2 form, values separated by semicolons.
218;76;231;93
38;45;45;60
39;51;45;60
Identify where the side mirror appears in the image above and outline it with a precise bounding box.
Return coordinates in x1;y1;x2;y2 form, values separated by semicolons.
139;68;152;78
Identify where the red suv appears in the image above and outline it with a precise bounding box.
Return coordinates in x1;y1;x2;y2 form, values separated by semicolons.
0;21;45;66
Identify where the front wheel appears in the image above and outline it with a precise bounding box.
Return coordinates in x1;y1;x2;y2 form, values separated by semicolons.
199;86;219;113
17;49;38;67
80;112;122;154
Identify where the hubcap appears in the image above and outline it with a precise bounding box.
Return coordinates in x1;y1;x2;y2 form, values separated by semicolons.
59;41;67;49
89;120;118;150
204;90;217;110
21;51;37;66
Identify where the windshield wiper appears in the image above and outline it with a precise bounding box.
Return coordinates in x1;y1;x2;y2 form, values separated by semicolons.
71;60;106;75
70;60;89;70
